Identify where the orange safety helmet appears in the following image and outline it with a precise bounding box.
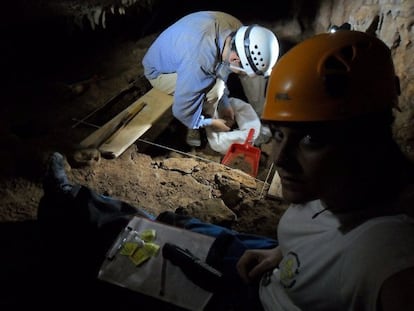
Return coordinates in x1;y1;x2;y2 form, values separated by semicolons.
262;30;400;122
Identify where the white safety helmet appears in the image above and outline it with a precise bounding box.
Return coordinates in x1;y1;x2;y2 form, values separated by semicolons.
234;25;280;77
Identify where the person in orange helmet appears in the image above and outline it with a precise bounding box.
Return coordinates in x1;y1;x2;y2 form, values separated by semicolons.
237;29;414;310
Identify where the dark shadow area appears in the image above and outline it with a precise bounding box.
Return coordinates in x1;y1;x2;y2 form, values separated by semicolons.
0;221;42;305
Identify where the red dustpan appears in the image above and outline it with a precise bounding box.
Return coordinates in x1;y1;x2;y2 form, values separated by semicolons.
221;128;261;177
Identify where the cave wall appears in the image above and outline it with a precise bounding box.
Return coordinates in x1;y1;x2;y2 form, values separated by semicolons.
315;0;414;161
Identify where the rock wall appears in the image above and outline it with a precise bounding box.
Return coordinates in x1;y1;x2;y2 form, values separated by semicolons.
316;0;414;160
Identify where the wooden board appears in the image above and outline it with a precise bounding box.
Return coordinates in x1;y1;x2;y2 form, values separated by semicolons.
79;88;173;158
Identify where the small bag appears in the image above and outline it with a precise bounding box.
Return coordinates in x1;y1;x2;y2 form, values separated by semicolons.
206;97;261;154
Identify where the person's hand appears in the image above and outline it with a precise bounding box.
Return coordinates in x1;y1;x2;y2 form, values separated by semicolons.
236;246;282;284
219;106;235;128
210;119;231;132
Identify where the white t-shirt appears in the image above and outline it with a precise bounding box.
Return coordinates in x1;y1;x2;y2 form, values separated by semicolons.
259;200;414;311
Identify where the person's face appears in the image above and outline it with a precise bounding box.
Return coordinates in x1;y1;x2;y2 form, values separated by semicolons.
227;51;246;75
270;122;377;208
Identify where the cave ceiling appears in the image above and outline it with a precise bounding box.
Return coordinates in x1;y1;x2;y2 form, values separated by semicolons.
6;0;300;33
7;0;159;31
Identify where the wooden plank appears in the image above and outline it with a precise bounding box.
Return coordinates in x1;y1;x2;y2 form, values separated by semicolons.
79;88;173;158
267;170;283;198
101;101;147;146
